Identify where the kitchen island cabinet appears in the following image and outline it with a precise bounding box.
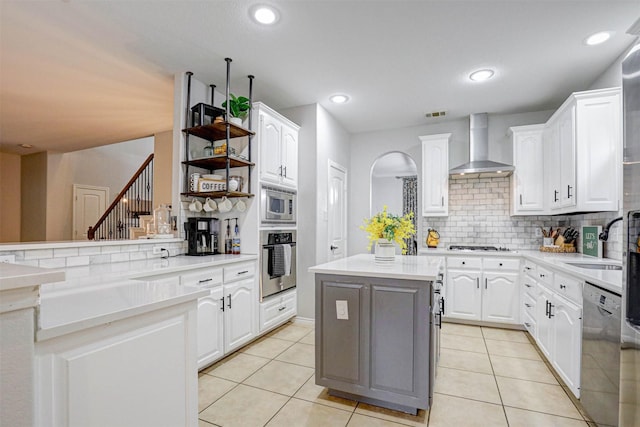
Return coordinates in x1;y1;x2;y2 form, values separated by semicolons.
310;254;442;414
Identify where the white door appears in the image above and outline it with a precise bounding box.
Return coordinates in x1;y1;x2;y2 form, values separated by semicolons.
328;161;347;261
446;270;482;321
224;278;256;353
72;184;109;240
483;272;520;323
197;286;225;369
552;294;582;397
281;124;298;188
259;112;283;184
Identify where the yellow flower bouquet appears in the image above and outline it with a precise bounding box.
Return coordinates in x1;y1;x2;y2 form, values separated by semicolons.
360;206;416;254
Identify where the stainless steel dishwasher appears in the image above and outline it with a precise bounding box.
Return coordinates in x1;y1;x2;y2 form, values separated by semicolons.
581;282;622;427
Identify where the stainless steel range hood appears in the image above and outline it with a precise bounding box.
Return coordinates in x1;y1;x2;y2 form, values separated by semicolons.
449;113;514;179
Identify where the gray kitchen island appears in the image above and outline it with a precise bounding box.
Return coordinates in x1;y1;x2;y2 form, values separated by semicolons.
309;254;443;414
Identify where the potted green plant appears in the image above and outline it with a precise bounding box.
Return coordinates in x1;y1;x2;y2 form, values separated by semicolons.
222;93;250;126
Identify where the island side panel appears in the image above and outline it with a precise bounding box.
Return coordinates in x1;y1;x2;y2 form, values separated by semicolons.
315;274;370;392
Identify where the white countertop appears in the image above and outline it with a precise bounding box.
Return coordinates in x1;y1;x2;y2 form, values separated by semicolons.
309;254;443;281
37;279;208;341
418;247;622;294
0;263;65;292
36;253;258;340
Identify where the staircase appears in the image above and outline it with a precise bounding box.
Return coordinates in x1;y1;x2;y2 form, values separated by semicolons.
87;154;154;240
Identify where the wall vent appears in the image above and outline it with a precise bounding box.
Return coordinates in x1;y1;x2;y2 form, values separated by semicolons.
425;111;446;118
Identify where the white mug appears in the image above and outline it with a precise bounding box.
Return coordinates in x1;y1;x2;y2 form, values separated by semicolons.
203;197;217;212
233;200;246;212
188;198;202;212
217;196;233;213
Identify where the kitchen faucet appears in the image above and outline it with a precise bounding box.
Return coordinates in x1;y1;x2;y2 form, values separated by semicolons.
599;216;623;241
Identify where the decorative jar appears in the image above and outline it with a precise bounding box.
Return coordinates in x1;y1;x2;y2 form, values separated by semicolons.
375;239;396;262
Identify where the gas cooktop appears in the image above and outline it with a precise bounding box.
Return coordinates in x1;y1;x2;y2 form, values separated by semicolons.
449;245;511;252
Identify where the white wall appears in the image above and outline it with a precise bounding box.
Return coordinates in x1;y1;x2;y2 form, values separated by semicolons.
588;42;635;90
0;152;21;243
371;176;403;217
281;103;350;320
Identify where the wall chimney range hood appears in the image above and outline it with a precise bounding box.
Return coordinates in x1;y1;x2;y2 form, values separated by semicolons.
449;113;514;178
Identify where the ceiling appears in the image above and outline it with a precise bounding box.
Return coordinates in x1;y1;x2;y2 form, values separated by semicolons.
1;1;638;155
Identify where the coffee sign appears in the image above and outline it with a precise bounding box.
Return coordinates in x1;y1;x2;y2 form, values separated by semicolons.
582;226;603;258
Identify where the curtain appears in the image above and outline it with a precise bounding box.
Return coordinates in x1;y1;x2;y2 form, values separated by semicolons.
402;176;418;255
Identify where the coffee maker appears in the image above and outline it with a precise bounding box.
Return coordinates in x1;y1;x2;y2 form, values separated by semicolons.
185;218;220;255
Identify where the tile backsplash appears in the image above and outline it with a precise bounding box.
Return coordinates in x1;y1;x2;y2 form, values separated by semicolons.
422;176;623;260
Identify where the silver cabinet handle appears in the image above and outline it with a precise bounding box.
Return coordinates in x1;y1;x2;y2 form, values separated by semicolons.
220;297;225;312
567;185;573;199
520;194;523;205
485;278;488;289
554;190;559;202
476;277;480;289
283;166;287;177
227;294;232;309
548;303;555;318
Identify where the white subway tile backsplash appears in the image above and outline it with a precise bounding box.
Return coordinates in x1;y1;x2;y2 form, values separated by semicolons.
111;252;131;263
79;246;102;256
101;245;121;254
39;258;66;269
23;249;53;260
423;176;623;260
66;256;90;267
53;248;79;258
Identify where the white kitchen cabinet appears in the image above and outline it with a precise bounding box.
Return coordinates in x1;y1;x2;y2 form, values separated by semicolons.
535;283;554;359
446;268;482;321
510;125;545;215
259;289;297;333
445;257;520;324
544;88;620;214
552;293;582;397
483;271;520;324
254;102;300;189
196;286;225;368
420;133;450;217
223;277;257;353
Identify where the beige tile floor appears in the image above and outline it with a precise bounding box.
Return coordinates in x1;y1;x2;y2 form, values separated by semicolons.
199;321;593;426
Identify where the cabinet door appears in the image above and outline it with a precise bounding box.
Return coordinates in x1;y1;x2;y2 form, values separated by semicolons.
281;124;298;188
552;294;582;398
197;287;225;369
259;112;283;184
224;278;256;353
535;284;554;359
445;269;481;320
370;283;428;403
575;93;621;212
512;127;545;214
421;134;450;216
558;105;576;209
483;272;520;324
544;123;562;211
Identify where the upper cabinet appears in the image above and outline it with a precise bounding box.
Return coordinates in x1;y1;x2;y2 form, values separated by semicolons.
254;102;300;189
544;88;621;214
420;133;451;217
510;124;545;215
512;87;621;216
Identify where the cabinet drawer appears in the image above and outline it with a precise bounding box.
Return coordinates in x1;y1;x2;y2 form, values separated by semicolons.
260;290;297;332
484;258;520;271
523;310;536;337
523;260;537;277
447;257;482;270
523;292;536;318
554;273;582;305
181;268;223;288
223;262;256;283
536;265;553;287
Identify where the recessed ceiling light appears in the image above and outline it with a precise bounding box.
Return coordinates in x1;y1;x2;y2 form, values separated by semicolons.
252;5;278;25
585;31;612;46
330;94;350;104
19;144;33;149
469;69;495;82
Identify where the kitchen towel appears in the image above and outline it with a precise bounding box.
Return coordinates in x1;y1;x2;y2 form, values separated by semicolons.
283;244;292;276
270;245;286;277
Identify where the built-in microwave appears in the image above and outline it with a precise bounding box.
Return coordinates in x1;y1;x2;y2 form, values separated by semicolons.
261;185;296;225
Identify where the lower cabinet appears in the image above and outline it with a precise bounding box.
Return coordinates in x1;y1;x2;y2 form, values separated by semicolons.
196;286;225;368
445;257;520;324
259;289;297;333
315;274;431;412
223;277;257;353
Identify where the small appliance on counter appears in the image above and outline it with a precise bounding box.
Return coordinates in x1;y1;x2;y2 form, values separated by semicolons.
185;217;220;256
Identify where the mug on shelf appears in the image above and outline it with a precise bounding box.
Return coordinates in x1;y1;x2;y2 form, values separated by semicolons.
233;200;247;212
203;197;217;212
188;198;203;213
217;196;233;213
